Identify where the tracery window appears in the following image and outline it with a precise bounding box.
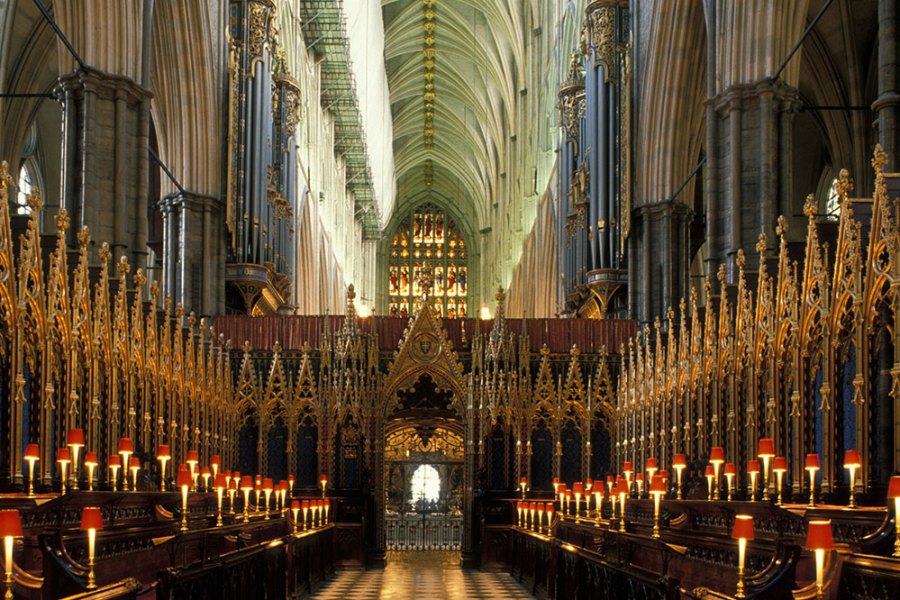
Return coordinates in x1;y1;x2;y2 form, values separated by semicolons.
15;162;35;215
826;177;840;221
388;203;467;318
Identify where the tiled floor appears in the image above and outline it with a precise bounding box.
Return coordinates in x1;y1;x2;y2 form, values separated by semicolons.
310;551;534;599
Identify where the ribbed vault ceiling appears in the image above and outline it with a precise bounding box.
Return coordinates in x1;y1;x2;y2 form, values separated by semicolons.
382;0;530;229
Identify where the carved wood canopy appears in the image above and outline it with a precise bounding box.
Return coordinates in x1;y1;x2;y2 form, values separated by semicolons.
383;297;467;419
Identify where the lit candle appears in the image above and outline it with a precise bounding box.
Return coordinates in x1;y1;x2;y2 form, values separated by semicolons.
320;474;328;499
302;500;310;530
649;475;666;539
773;457;788;506
263;479;274;519
709;447;725;501
617;483;627;532
57;448;71;495
80;507;103;590
209;455;221;480
520;477;528;499
724;463;736;502
747;460;760;502
66;429;85;490
888;476;900;557
545;504;555;536
805;520;834;598
731;515;754;599
672;454;687;500
757;438;775;501
129;457;140;492
201;467;211;493
186;450;199;491
107;455;121;492
177;467;193;532
23;444;39;497
117;438;133;492
84;452;98;492
705;464;715;501
156;445;171;492
214;473;227;526
572;482;584;521
228;479;237;514
843;450;861;509
645;457;659;483
0;510;23;600
291;500;300;534
805;454;820;508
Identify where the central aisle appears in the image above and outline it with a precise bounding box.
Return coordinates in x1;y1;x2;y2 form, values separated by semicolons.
310;551;534;599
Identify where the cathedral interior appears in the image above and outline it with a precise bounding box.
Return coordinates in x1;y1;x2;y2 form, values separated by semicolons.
0;0;898;598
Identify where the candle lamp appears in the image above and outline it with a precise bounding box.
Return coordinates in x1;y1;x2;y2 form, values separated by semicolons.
645;457;659;484
709;447;725;500
617;484;627;532
672;454;687;500
585;480;593;512
537;503;545;533
573;482;583;521
291;500;300;534
117;438;133;492
747;460;760;502
186;450;199;491
805;454;820;508
84;452;98;492
649;475;666;539
254;482;263;511
806;520;834;599
546;504;555;535
312;500;320;527
527;501;535;530
635;473;644;498
280;481;288;515
843;450;861;509
302;500;310;530
659;470;669;496
210;455;220;480
724;463;736;501
24;444;39;497
324;499;330;524
320;474;328;498
57;448;71;495
263;479;274;519
177;467;192;531
731;515;754;598
80;507;103;590
520;477;528;499
757;438;775;501
67;429;85;490
108;455;121;492
608;487;617;529
228;480;237;514
564;490;572;517
552;477;560;496
129;457;140;492
556;484;566;516
517;501;524;527
201;467;211;493
288;474;295;494
705;464;715;501
606;475;615;497
887;476;900;557
156;445;171;491
594;490;603;523
240;476;253;523
224;470;233;492
623;461;634;490
0;510;22;600
773;457;788;506
214;473;227;526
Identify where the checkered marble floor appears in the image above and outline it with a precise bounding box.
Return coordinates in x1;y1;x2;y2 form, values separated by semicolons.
310;551;534;599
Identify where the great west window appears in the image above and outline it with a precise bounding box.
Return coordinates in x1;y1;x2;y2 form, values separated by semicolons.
388;203;467;318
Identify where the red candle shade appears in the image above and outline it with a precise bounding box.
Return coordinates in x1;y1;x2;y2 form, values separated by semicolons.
646;458;659;471
67;429;85;447
659;470;669;482
186;450;199;464
747;460;760;474
724;463;737;476
546;504;554;514
320;474;328;484
844;450;861;468
201;466;211;478
157;445;171;459
552;477;560;485
84;451;98;466
731;515;754;540
215;474;227;489
24;444;39;461
557;483;567;494
178;463;188;472
129;457;140;469
263;478;274;490
232;471;241;481
623;461;634;474
585;478;593;490
806;520;834;550
757;438;775;458
80;507;103;530
805;454;820;470
291;500;300;511
0;510;22;537
108;455;121;468
773;456;788;472
302;500;310;510
649;475;666;494
572;482;584;495
888;476;900;499
177;469;193;488
57;448;71;463
709;447;725;464
635;473;644;482
672;454;687;468
705;465;715;477
117;438;133;454
210;455;221;467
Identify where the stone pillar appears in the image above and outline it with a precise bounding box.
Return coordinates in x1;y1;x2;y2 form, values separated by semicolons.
711;78;801;272
56;67;151;268
634;201;692;323
875;0;899;168
160;191;224;316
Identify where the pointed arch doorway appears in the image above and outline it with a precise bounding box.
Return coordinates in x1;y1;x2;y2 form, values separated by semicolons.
376;299;472;562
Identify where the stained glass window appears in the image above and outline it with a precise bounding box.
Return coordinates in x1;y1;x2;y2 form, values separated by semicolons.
388;203;467;318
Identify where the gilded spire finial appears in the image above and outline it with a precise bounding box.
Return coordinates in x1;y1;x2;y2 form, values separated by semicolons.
717;263;726;286
756;233;767;256
776;215;786;237
117;255;130;277
175;304;184;318
133;268;146;289
77;226;91;248
803;194;817;221
736;248;746;269
99;242;111;263
872;144;887;174
835;168;854;201
55;209;70;232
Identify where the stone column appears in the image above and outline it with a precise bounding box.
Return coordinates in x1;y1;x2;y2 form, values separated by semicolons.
875;0;899;168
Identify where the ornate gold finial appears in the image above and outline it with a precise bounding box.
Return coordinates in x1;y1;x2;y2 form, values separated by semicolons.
872;144;887;174
689;284;698;306
77;226;91;247
717;263;726;285
98;242;111;263
835;168;854;201
26;187;43;212
540;344;550;356
175;304;185;318
346;283;356;302
756;233;767;256
668;306;675;321
133;268;147;289
55;209;70;232
0;161;10;188
117;255;130;277
803;194;817;220
272;340;282;354
704;276;712;295
226;338;232;351
495;286;506;304
736;248;746;269
570;344;580;359
150;280;159;299
243;340;252;353
679;296;686;314
653;316;661;332
187;312;196;327
776;215;786;237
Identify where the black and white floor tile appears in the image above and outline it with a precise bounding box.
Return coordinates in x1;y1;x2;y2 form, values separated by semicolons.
310;551;534;599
